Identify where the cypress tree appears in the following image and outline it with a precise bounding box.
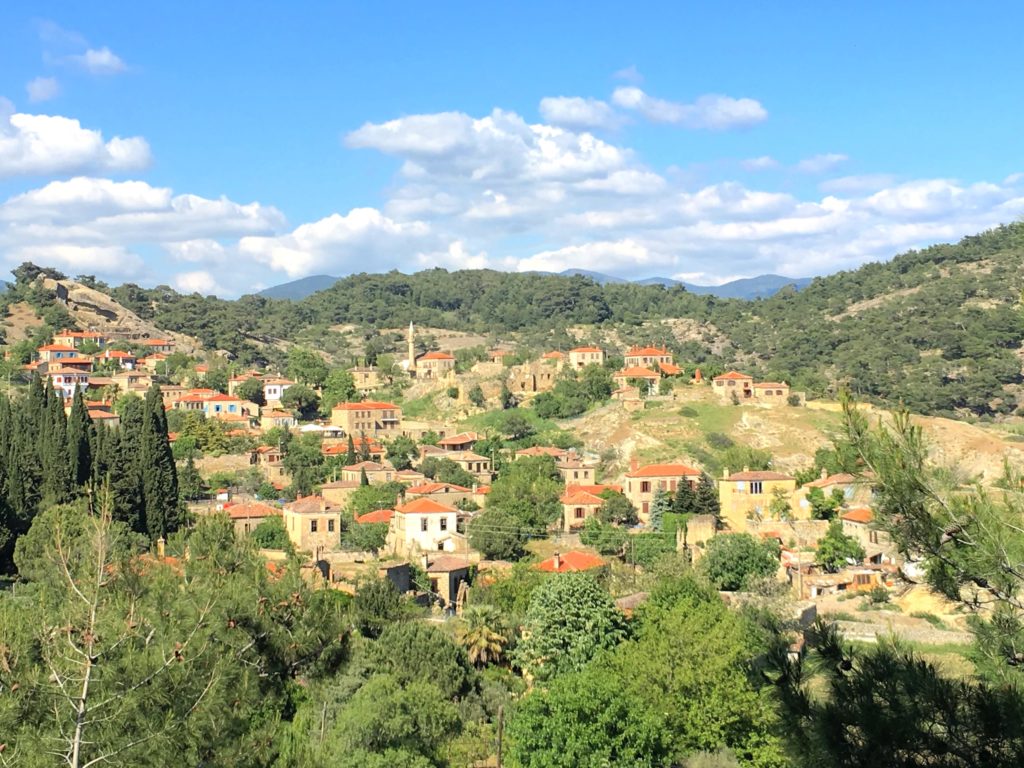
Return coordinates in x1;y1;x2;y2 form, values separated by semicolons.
111;396;145;532
346;434;357;466
40;377;72;505
358;431;371;462
359;467;369;486
140;385;179;539
67;388;94;488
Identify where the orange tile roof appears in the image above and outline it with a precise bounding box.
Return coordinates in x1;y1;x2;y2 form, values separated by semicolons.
38;344;78;352
226;502;280;520
355;509;395;524
566;483;622;495
474;485;491;494
615;366;660;379
626;463;701;478
396;497;458;515
88;409;118;419
100;350;135;358
332;400;400;411
626;345;670;356
542;351;565;359
841;507;874;524
140;338;174;346
560;490;604;505
658;362;683;375
713;370;753;381
753;381;789;388
570;346;602;353
535;550;606;573
286;495;339;514
419;350;455;360
438;431;480;446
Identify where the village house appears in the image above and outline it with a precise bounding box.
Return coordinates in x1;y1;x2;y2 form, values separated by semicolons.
752;381;791;402
387;497;465;556
534;550;606;574
349;365;382;393
718;468;798;532
228;372;262;397
320;479;361;508
139;338;176;355
415;350;456;379
176;392;245;418
340;460;399;485
624;460;703;524
612;366;660;393
841;507;896;564
53;329;107;348
322;435;385;462
568;346;605;369
712;371;755;399
138;353;167;373
262;377;294;405
283;495;343;555
225;501;280;537
507;360;559;395
442;450;492;483
253;445;289;485
47;367;90;399
793;469;873;514
53;355;94;373
405;481;474;508
111;370;152;391
88;408;120;428
330;400;402;436
37;344;78;364
438;431;481;452
556;455;598;485
560;488;605;530
260;409;297;431
96;349;136;369
422;554;473;609
624;345;674;369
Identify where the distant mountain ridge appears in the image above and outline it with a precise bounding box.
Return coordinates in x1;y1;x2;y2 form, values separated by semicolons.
258;269;812;301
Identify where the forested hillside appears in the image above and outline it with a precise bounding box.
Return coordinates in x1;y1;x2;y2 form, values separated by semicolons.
16;222;1024;417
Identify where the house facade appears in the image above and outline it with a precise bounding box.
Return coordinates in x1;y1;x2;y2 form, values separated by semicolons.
262;377;294;405
387;497;464;556
330;400;403;436
283;495;342;554
624;461;702;524
568;346;605;369
624;346;673;369
718;469;797;532
415;350;456;379
712;371;755;398
349;366;382;392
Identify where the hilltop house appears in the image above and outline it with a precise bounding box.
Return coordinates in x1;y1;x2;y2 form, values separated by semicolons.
841;507;896;564
37;344;79;364
441;450;493;483
556;455;598;485
226;502;280;537
96;349;136;369
405;481;474;507
624;460;702;524
53;329;107;348
330;400;402;436
718;468;797;532
438;432;481;452
349;366;382;393
624;345;673;369
415;350;456;379
139;338;176;355
793;469;873;513
559;483;623;531
712;371;755;398
47;368;90;399
283;495;342;554
534;550;606;574
612;366;660;393
262;377;294;405
260;409;297;431
340;460;399;485
568;346;605;369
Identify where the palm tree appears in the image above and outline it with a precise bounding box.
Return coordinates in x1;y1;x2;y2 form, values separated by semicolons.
455;605;507;667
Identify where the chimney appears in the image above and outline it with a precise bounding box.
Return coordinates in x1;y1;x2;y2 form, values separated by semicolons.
421;553;430;572
820;467;828;481
743;465;750;473
319;497;326;512
553;551;561;571
630;456;639;473
156;537;166;559
723;468;730;479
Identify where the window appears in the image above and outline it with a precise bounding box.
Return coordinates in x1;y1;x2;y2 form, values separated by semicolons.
310;520;318;533
640;481;651;493
573;471;579;480
642;501;649;516
575;507;585;519
420;518;428;532
440;517;448;531
328;519;335;533
750;481;763;495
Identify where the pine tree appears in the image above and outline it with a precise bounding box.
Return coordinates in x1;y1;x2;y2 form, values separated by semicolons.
672;477;698;516
694;473;721;521
67;388;94;488
140;385;179;539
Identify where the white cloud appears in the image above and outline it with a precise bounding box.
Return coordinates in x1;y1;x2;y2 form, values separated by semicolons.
0;111;150;177
164;239;229;263
6;244;143;275
174;270;226;295
612;65;644;84
576;169;666;195
69;47;127;75
611;87;767;130
517;239;665;274
238;208;435;278
795;153;848;174
819;174;897;194
742;155;779;171
539;96;621;130
26;77;59;103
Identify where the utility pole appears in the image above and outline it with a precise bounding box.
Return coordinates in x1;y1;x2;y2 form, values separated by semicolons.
496;704;504;768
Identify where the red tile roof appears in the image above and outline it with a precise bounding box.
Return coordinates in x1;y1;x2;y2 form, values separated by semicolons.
542;351;565;359
570;346;602;353
396;497;458;515
406;482;471;494
535;551;606;573
753;381;789;388
560;490;604;505
566;483;622;495
626;345;670;356
615;366;660;379
841;507;874;524
658;362;683;375
88;409;118;419
713;370;753;381
356;509;395;524
226;502;280;520
438;431;480;446
419;351;455;360
626;463;701;478
38;344;78;352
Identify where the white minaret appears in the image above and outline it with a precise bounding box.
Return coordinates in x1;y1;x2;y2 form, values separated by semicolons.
407;321;416;376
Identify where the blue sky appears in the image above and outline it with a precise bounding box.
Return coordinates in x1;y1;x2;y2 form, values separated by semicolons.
1;2;1023;296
